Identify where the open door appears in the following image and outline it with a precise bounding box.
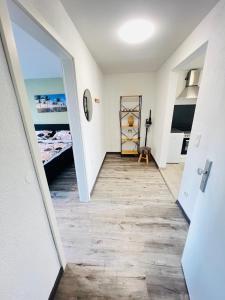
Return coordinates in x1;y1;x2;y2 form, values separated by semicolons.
182;10;225;300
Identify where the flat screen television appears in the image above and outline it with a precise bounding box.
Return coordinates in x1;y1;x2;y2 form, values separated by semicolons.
171;105;196;132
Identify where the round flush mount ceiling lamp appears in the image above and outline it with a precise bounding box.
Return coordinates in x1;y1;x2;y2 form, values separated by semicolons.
119;19;154;44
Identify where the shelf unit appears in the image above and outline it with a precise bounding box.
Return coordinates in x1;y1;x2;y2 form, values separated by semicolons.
120;95;142;156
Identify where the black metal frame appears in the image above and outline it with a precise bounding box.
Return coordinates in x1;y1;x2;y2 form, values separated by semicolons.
34;124;70;131
119;95;142;156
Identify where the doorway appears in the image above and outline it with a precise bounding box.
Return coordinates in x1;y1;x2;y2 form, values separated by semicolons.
1;0;90;267
160;45;207;201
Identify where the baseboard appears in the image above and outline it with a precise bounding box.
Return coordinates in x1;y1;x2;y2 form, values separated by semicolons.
181;265;190;298
90;152;107;195
107;151;120;154
48;267;64;300
176;200;190;225
149;153;158;168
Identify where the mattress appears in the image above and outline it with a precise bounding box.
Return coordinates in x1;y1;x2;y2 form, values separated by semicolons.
35;130;72;165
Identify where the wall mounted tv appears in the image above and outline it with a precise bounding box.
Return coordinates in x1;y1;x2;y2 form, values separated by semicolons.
171;105;196;132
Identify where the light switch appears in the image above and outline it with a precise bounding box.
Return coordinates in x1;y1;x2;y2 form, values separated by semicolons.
195;134;202;148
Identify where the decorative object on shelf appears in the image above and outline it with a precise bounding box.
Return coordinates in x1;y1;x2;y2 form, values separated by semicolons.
83;89;93;121
120;95;142;155
138;109;152;164
128;115;134;127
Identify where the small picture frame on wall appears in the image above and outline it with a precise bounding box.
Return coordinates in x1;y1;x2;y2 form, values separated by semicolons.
34;93;67;113
95;98;100;103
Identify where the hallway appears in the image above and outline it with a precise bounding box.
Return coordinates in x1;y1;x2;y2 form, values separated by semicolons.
160;163;185;200
53;154;189;299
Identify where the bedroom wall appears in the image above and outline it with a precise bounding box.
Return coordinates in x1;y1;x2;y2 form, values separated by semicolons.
0;35;60;300
152;0;224;220
25;77;69;125
104;72;156;152
15;0;106;192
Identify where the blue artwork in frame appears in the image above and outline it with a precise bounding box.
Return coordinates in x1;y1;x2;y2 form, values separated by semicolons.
35;93;67;113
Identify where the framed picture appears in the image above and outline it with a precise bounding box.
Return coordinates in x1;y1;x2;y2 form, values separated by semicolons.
35;93;67;113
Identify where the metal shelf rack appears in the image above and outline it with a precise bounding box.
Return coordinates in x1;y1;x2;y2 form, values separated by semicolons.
119;95;142;156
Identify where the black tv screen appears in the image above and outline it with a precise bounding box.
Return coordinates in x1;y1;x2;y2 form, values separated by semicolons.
171;105;196;132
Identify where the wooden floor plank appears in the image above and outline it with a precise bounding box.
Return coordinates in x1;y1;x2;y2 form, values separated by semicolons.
51;154;189;299
160;163;184;200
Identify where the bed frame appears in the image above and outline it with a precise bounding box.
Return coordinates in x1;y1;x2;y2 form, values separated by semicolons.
34;124;74;183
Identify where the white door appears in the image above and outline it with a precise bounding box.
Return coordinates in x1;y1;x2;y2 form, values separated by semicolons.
0;35;61;298
182;7;225;300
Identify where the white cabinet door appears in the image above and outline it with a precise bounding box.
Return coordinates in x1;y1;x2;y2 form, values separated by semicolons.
167;133;184;163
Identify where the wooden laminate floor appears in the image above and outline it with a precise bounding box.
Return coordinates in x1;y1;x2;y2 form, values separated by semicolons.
52;154;189;300
160;163;185;200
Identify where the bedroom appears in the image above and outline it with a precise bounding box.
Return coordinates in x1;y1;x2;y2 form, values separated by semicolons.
12;22;80;213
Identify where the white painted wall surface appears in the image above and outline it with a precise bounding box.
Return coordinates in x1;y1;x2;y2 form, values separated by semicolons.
152;0;224;219
167;132;184;163
152;2;220;168
0;38;60;300
104;73;156;152
182;3;225;298
178;0;225;219
25;78;68;124
16;0;106;192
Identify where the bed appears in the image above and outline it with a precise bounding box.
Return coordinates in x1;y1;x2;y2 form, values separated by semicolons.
34;124;74;182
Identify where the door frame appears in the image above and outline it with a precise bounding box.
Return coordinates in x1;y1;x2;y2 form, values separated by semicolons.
0;0;90;268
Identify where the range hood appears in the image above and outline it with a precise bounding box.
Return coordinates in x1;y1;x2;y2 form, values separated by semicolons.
177;69;200;100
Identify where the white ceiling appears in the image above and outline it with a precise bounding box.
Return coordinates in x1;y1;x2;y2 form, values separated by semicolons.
12;23;62;79
61;0;219;74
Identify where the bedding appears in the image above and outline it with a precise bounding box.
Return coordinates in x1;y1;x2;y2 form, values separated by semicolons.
52;130;71;141
36;130;72;165
36;130;55;140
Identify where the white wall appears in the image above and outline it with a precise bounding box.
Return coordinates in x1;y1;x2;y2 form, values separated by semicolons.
152;4;219;168
152;0;224;219
0;0;106;297
104;73;156;152
25;77;68;124
16;0;106;192
182;3;225;297
0;37;60;300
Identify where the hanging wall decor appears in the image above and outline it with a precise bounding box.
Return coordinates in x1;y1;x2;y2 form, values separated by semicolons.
34;94;67;113
83;89;93;121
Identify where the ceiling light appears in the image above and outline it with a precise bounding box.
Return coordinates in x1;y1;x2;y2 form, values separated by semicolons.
119;19;154;44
